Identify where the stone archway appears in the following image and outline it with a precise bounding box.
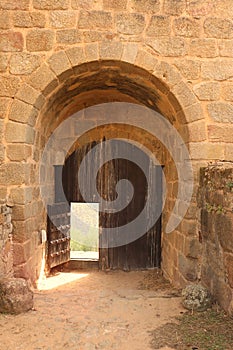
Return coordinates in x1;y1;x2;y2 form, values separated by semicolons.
5;43;206;286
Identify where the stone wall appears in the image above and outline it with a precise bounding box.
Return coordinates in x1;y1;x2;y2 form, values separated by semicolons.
0;0;232;287
0;202;13;279
198;162;233;313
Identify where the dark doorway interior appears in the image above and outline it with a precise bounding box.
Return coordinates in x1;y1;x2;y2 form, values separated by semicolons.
61;139;162;271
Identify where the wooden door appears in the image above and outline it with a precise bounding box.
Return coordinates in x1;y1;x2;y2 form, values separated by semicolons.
47;202;71;269
62;140;162;270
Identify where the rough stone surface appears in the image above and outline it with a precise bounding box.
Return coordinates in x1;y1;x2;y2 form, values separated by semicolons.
33;0;69;10
78;11;113;30
146;16;170;36
0;0;29;10
56;29;82;44
49;11;76;29
173;17;200;37
204;18;233;39
9;53;41;75
13;11;46;28
193;82;220;101
26;29;55;52
116;14;145;35
0;278;33;314
0;31;23;52
131;0;160;13
207;102;233;123
189;38;218;58
198;163;233;313
182;284;212;311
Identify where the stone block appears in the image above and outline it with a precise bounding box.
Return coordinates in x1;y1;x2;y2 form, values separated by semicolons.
0;31;23;52
189;38;218;58
172;81;197;108
49;11;76;29
207;102;233;123
116;13;145;35
10;187;33;205
224;254;233;288
187;0;215;16
16;84;45;110
148;37;187;56
28;63;58;95
130;0;160;12
47;51;72;77
85;43;99;61
135;50;158;71
0;163;30;185
5;122;35;144
208;125;233;143
26;29;55;52
193;82;220;101
146;15;170;36
178;253;198;281
10;53;41;75
189;142;224;160
0;76;21;97
56;29;82;45
174;58;200;80
204;18;233;39
7;144;32;161
216;213;233;252
13;241;31;265
103;0;127;9
225;144;233;161
0;0;29;10
13;11;46;28
0;278;33;314
201;60;233;80
173;17;200;37
99;41;123;59
78;10;113;30
222;83;233;101
122;43;138;64
184;237;201;259
9;100;37;126
65;46;86;67
0;11;10;29
219;40;233;57
164;0;185;15
33;0;69;10
0;53;8;72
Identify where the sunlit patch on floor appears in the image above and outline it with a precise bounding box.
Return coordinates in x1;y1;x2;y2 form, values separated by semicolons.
37;272;89;291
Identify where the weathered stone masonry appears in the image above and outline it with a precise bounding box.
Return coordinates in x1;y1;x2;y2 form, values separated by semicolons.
198;163;233;314
0;0;232;311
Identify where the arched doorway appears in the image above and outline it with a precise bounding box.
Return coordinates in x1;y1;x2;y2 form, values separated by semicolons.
8;55;204;286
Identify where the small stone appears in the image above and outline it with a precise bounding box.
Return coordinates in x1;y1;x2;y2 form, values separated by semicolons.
10;53;41;75
116;13;145;35
146;15;170;36
26;29;55;52
0;31;23;52
204;18;233;39
78;10;113;30
0;278;33;314
182;284;212;311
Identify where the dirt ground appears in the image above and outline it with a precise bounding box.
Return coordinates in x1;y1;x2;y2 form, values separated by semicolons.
0;270;182;350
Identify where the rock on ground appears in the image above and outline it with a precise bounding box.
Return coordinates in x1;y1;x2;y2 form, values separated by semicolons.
182;284;212;311
0;278;33;314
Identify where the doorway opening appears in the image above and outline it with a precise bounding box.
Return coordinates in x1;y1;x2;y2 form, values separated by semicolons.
46;137;163;271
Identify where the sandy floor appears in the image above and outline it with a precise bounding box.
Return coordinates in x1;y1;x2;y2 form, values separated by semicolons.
0;270;183;350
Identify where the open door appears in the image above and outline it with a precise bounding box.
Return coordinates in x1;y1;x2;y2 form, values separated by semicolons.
47;202;70;270
62;139;162;271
